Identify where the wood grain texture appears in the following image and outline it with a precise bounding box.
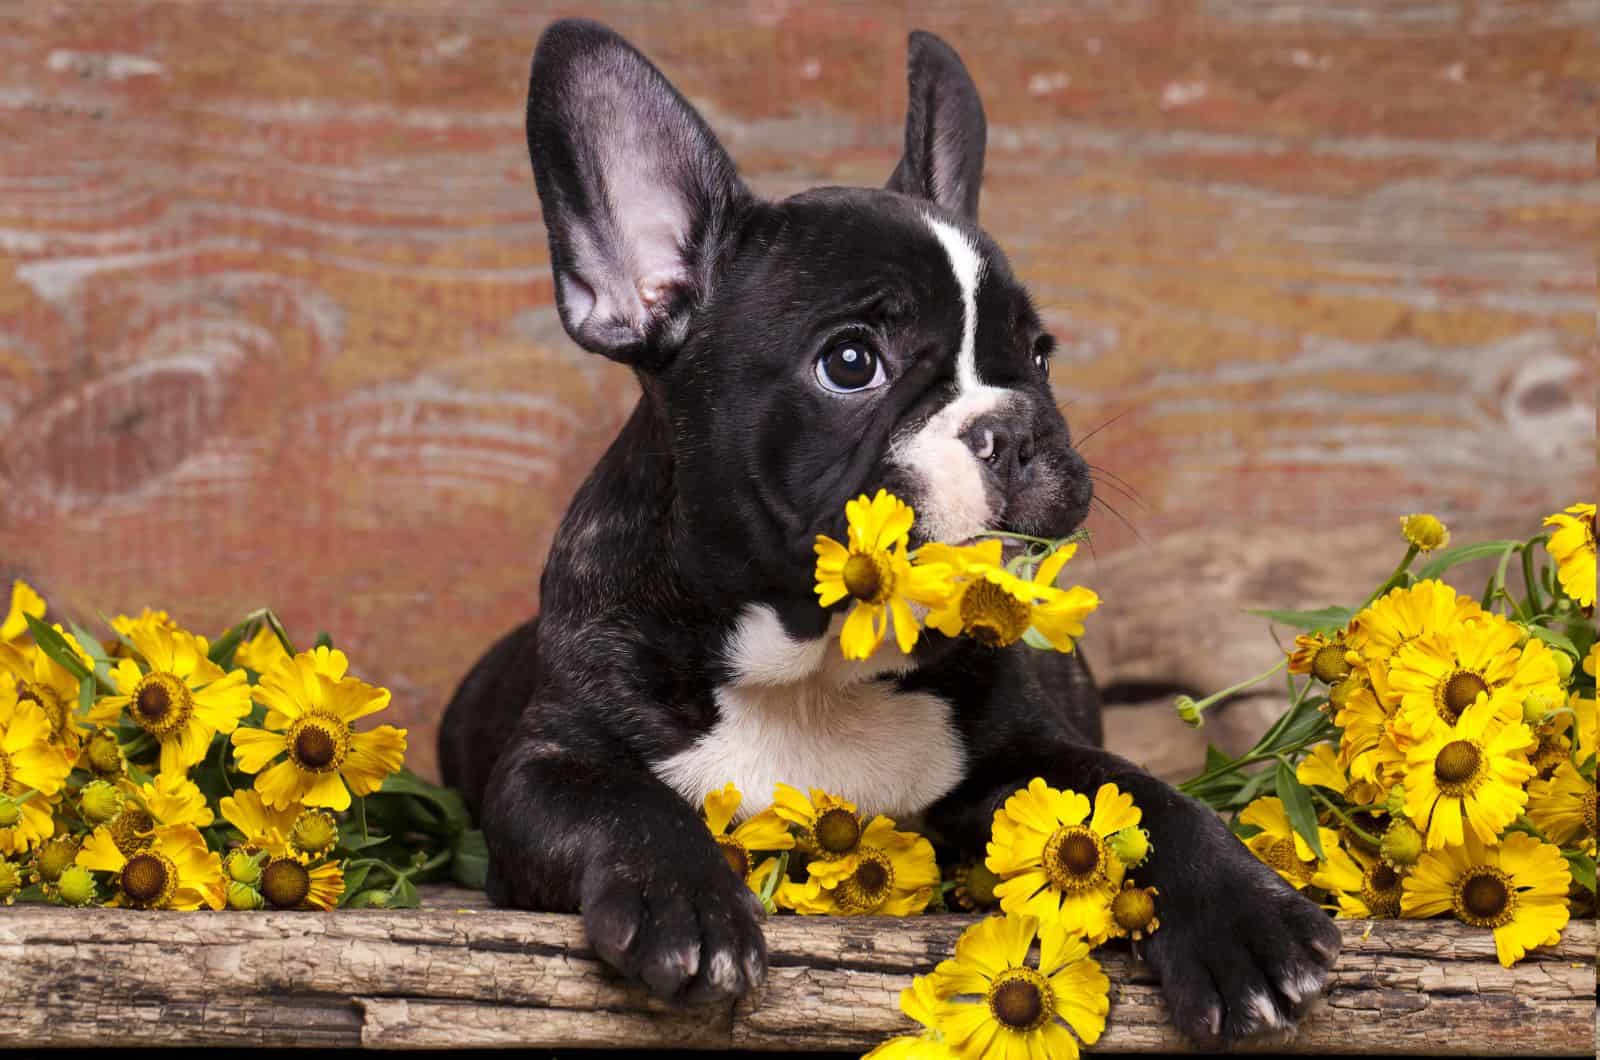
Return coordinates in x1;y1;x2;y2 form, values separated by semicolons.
0;1;1594;780
2;885;1594;1053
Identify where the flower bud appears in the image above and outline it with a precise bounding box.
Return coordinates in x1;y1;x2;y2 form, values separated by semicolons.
0;798;21;828
289;810;339;859
35;836;79;883
1522;688;1563;726
226;880;265;910
346;888;389;909
1175;696;1204;728
1108;825;1153;869
55;865;99;907
84;730;125;777
224;849;265;885
1379;818;1423;869
952;861;1002;911
1554;650;1575;683
1110;880;1161;940
79;780;125;825
1399;514;1449;551
0;859;20;902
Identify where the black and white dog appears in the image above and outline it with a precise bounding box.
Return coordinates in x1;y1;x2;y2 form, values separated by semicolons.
439;19;1339;1044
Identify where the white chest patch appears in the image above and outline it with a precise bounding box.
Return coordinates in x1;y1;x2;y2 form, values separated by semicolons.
653;605;968;821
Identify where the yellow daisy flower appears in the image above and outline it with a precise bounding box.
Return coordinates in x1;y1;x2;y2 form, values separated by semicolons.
1401;832;1569;967
1297;742;1386;810
232;649;406;811
1312;838;1404;918
1543;502;1595;608
985;779;1138;943
259;852;345;910
1333;668;1406;794
1288;631;1354;684
93;623;252;776
930;914;1108;1060
926;545;1100;653
814;490;956;659
1346;579;1483;668
76;821;226;910
109;608;178;649
234;624;292;674
1402;694;1535;849
219;788;299;857
1239;796;1340;891
1106;879;1161;941
700;782;794;896
0;679;72;855
2;631;95;755
772;783;869;886
129;773;215;829
864;975;961;1060
1526;760;1595;852
780;815;938;916
1387;618;1560;741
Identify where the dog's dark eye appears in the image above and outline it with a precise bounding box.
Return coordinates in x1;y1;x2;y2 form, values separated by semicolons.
815;340;885;393
1032;334;1056;379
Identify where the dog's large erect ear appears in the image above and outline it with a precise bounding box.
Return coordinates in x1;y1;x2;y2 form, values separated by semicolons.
885;31;987;222
526;20;749;365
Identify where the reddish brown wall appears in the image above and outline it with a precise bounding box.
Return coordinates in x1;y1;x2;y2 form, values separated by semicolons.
1;1;1593;780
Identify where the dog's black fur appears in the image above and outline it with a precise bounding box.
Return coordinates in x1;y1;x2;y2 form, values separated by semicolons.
440;19;1340;1042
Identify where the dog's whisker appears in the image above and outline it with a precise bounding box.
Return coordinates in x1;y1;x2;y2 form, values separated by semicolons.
1090;494;1146;545
1088;472;1148;511
1073;407;1133;452
1085;462;1143;498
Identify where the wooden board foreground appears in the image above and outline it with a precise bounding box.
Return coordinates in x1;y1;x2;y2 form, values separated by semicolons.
5;885;1594;1054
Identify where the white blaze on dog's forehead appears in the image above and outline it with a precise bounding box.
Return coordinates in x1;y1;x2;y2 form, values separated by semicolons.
885;214;1013;544
653;605;966;820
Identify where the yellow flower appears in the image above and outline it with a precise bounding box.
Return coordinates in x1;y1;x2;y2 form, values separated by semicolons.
234;624;291;675
814;490;955;659
864;975;961;1060
780;815;938;916
130;773;215;829
1543;502;1595;608
772;783;868;885
1106;879;1161;941
1402;694;1535;849
76;821;226;910
930;914;1108;1060
1387;618;1559;741
1313;837;1403;918
985;779;1139;943
93;623;252;776
1;631;94;755
1287;632;1353;684
0;580;44;650
1526;760;1595;852
1401;831;1569;967
260;853;344;910
1346;580;1483;668
1333;669;1406;794
109;608;178;649
1399;513;1450;551
0;679;72;855
1572;644;1596;768
700;782;794;896
1297;741;1385;809
926;545;1100;653
232;649;406;811
1239;796;1340;890
219;788;298;857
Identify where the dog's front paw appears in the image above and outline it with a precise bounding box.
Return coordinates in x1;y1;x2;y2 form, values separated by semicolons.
1143;846;1341;1045
580;856;768;1005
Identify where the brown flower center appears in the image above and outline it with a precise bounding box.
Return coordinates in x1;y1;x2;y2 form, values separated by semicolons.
1433;740;1483;793
987;968;1054;1032
110;808;156;856
1262;836;1316;885
1582;789;1597;838
1043;825;1105;891
959;580;1032;648
1111;884;1159;933
0;748;12;793
284;714;349;773
1360;862;1403;917
130;671;195;738
1311;643;1351;685
813;807;861;855
261;857;313;909
1438;671;1489;723
842;552;892;604
715;834;752;879
1454;868;1515;928
834;847;896;913
121;850;176;908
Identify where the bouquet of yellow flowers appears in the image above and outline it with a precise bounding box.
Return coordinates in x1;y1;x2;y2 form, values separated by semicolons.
1176;505;1595;968
0;591;483;911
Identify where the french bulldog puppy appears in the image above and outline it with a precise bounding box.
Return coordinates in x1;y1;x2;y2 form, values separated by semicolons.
439;18;1340;1043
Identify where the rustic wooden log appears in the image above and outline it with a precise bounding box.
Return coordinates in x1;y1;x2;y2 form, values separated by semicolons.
5;885;1594;1053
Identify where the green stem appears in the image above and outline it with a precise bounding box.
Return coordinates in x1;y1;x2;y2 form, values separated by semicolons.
1364;544;1419;605
1520;545;1544;618
1482;543;1519;613
1178;657;1289;726
1310;790;1380;847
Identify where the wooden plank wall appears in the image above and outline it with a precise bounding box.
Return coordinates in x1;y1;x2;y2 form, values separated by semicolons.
0;1;1594;782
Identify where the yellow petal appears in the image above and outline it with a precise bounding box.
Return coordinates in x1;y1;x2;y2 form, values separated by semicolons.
75;825;127;873
704;782;741;837
342;726;407;796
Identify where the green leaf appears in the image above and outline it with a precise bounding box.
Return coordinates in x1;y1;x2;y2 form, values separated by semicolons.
1274;760;1324;860
450;829;489;890
376;768;471;836
1244;606;1354;632
207;619;252;669
338;863;373;906
1563;851;1596;895
1268;701;1334;753
390;875;421;909
1524;626;1579;659
1204;744;1230;773
1415;540;1520;581
23;614;91;681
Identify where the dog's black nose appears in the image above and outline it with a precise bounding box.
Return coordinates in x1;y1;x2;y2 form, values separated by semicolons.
961;414;1034;487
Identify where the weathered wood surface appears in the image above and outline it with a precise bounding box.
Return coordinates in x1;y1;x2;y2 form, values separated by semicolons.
0;1;1593;784
4;885;1594;1053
